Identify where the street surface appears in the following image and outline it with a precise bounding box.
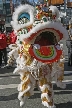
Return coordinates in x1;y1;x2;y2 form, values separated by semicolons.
0;39;72;108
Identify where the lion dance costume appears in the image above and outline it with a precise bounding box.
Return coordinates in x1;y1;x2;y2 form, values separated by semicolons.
8;3;68;108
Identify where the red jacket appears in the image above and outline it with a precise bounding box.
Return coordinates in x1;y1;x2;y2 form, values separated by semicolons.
0;33;7;49
10;31;17;44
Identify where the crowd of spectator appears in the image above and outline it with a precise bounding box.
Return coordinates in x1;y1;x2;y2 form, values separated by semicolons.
0;29;17;68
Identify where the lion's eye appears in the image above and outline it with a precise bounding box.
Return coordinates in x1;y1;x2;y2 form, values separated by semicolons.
18;18;29;24
18;13;30;24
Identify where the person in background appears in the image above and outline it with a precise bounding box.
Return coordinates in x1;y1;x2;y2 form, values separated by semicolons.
6;29;17;46
0;30;7;68
66;22;72;66
66;35;72;66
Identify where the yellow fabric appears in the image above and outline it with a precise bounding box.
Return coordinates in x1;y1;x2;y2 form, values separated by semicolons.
22;79;31;91
24;91;31;97
42;88;52;97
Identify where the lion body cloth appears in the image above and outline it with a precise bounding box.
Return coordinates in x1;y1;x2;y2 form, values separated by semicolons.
8;3;68;108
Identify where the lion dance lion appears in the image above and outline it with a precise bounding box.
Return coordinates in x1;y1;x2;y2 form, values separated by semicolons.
7;3;68;108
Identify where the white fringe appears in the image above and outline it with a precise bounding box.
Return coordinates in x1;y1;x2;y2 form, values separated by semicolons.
18;84;22;91
18;83;31;100
39;84;51;92
49;6;59;20
41;93;51;102
42;101;56;108
60;58;65;63
11;4;34;31
20;96;28;107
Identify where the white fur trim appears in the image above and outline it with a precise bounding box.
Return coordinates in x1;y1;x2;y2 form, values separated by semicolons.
8;44;17;50
18;83;31;100
19;96;28;107
18;84;22;91
13;67;26;74
60;44;63;49
8;47;19;59
20;101;24;107
42;101;50;107
60;58;65;63
11;4;34;31
42;101;56;108
18;21;68;42
49;5;59;19
39;84;51;92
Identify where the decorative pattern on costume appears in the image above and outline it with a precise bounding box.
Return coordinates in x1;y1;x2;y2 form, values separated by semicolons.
29;45;62;63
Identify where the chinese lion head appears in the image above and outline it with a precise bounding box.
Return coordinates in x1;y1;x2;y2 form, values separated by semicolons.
11;4;68;63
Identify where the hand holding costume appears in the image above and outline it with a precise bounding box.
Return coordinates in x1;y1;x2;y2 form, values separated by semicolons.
8;4;68;108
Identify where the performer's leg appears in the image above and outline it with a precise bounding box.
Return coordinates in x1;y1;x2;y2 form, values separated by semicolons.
56;62;66;89
18;72;35;107
36;64;55;108
7;54;15;66
38;77;55;108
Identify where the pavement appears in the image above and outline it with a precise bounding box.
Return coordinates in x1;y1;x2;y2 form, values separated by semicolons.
0;65;72;108
0;40;72;108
